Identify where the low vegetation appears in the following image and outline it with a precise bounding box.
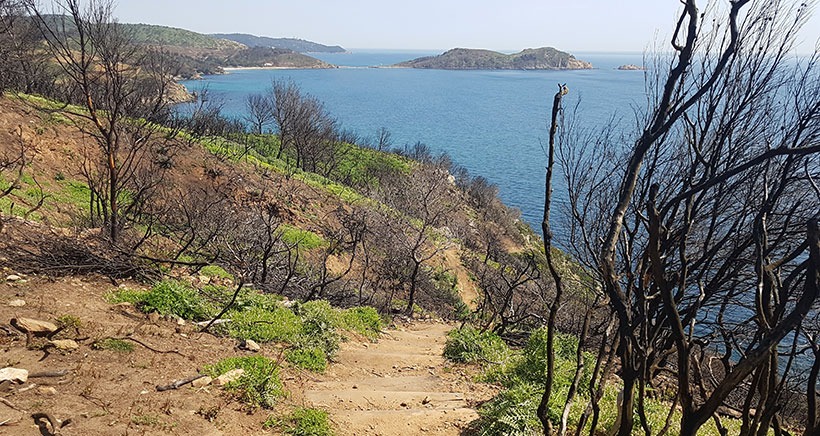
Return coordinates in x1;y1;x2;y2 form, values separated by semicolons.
203;356;285;409
264;407;333;435
108;280;382;373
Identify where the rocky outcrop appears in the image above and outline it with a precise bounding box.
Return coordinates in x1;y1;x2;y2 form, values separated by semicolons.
394;47;592;70
617;64;645;71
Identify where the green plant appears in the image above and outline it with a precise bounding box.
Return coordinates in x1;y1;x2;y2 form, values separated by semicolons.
105;288;147;304
271;408;333;436
280;224;325;249
285;347;327;372
110;280;214;321
199;265;234;280
94;338;134;353
340;306;382;341
56;314;81;329
225;305;302;343
443;326;510;364
204;356;284;408
293;301;341;358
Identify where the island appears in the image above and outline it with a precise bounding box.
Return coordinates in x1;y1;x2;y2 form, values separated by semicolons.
393;47;592;70
617;64;645;71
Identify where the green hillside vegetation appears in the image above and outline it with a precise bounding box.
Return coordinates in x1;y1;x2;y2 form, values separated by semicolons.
122;23;244;49
394;47;593;70
211;33;345;53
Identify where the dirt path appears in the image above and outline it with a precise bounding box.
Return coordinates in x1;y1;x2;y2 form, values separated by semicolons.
304;322;491;435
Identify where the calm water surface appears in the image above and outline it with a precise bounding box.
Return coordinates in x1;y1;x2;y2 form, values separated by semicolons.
180;51;648;229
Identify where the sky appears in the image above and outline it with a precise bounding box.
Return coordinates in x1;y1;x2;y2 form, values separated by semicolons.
112;0;820;53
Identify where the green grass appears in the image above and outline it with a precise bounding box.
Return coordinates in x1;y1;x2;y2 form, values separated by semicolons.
443;325;511;364
56;314;82;329
339;306;383;341
108;280;380;374
204;356;285;409
265;408;333;436
199;264;235;280
285;347;328;372
94;338;134;353
225;305;303;344
280;224;325;249
107;280;215;321
453;326;754;436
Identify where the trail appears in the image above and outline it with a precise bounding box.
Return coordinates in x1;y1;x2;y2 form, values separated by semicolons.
304;322;491;435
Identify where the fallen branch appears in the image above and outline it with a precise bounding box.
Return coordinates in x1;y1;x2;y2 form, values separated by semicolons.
200;280;244;333
156;374;206;392
32;412;71;435
29;370;69;378
194;319;231;327
0;398;24;412
114;337;187;358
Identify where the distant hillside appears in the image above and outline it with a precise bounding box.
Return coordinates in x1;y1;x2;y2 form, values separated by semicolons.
394;47;592;70
32;17;334;78
211;33;346;53
122;23;243;49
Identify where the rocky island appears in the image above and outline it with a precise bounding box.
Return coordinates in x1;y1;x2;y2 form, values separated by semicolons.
617;64;645;71
393;47;592;70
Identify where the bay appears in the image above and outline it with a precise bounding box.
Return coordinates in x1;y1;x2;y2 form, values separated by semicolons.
179;51;648;229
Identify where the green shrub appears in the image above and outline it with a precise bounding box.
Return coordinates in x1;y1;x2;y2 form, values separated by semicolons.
225;305;302;343
443;326;510;364
468;327;595;435
340;306;382;340
108;280;214;321
141;280;214;320
204;356;284;408
293;300;341;358
470;383;541;436
269;408;333;436
285;347;328;372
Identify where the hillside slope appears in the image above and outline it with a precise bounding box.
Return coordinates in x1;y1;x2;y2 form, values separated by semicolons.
212;33;346;53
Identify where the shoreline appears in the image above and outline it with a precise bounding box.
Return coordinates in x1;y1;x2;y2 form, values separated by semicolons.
221;65;337;72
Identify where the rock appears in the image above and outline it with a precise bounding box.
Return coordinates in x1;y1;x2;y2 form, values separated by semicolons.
241;339;261;352
0;367;28;383
37;386;58;395
7;299;26;307
176;318;186;326
12;317;58;334
214;369;244;386
617;64;645;71
51;339;80;351
192;376;212;388
5;274;21;281
198;275;210;284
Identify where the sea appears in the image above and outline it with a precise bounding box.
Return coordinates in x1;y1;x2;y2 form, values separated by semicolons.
179;50;649;231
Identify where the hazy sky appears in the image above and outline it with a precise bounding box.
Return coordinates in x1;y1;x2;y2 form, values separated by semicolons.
113;0;820;53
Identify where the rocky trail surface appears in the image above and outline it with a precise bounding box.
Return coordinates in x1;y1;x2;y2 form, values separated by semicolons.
304;322;493;435
0;273;494;435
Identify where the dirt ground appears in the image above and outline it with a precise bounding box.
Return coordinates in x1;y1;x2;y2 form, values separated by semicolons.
0;272;494;435
303;322;497;436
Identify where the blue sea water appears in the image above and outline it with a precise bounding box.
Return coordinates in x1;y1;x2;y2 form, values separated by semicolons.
180;51;648;229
